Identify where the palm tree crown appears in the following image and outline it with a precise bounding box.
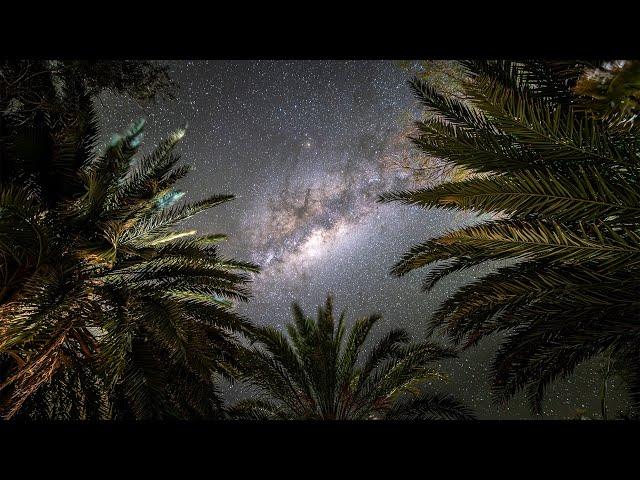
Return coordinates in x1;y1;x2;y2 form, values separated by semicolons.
229;295;474;420
379;60;640;415
0;112;258;419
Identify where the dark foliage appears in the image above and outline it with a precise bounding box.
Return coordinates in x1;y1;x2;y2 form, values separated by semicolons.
379;60;640;415
0;61;255;419
229;295;474;420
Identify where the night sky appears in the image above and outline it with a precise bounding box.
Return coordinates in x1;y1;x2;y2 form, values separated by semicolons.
98;60;625;419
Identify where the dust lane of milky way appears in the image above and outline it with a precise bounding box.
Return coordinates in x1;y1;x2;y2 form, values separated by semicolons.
97;60;613;419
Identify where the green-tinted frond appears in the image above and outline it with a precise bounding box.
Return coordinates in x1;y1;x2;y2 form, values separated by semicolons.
120;194;234;246
246;325;309;395
409;77;496;134
410;116;533;173
357;328;411;385
379;167;640;225
337;314;382;386
392;220;640;277
469;73;634;168
119;128;186;202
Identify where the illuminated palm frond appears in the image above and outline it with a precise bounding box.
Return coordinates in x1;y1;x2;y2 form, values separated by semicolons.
0;111;257;419
380;60;640;415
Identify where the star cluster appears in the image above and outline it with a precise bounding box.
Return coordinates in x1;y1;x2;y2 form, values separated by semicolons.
97;60;612;419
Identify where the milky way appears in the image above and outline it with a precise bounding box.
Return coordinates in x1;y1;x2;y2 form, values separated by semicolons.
98;60;619;419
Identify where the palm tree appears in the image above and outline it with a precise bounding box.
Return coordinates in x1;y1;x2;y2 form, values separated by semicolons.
378;60;640;415
0;113;258;419
228;295;474;420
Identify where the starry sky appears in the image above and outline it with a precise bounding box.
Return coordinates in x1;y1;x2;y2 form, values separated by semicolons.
98;60;624;419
